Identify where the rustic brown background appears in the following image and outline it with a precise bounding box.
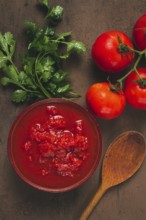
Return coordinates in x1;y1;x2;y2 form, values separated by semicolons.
0;0;146;220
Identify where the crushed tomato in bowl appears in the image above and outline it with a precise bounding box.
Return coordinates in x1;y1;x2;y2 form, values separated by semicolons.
8;98;102;192
23;105;89;178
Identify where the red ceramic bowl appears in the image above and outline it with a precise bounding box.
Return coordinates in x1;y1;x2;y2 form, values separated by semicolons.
7;98;102;192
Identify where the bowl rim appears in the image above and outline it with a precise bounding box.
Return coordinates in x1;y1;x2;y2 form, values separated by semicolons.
7;98;102;193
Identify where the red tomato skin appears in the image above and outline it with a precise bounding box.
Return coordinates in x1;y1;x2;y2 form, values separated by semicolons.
92;31;134;73
133;14;146;50
86;82;126;120
124;68;146;109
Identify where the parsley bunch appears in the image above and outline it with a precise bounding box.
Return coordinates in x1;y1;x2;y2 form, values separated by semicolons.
0;0;86;103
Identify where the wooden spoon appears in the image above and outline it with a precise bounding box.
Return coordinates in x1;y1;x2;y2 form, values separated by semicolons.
80;131;146;220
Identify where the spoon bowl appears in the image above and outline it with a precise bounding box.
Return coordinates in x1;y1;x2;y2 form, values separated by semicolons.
102;131;146;188
80;131;146;220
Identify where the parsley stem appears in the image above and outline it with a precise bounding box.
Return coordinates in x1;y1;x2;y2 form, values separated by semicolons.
11;78;40;94
34;54;52;98
8;57;41;94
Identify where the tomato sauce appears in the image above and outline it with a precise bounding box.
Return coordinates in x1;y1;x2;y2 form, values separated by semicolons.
23;105;89;177
9;100;101;191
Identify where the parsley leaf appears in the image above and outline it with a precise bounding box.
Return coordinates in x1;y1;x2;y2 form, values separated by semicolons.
46;6;64;24
11;90;27;103
67;40;86;54
40;0;51;9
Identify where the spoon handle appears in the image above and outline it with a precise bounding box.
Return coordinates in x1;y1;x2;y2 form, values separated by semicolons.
79;183;107;220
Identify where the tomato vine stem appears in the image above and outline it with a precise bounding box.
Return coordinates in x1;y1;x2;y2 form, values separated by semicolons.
116;48;146;89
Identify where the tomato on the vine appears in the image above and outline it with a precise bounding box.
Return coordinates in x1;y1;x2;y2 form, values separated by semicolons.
133;14;146;50
86;82;126;120
92;31;134;73
124;68;146;109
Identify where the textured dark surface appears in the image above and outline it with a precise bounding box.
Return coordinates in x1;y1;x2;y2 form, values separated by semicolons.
0;1;146;220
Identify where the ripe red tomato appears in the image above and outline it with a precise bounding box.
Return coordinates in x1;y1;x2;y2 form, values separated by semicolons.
86;82;126;119
124;68;146;109
92;31;134;73
133;14;146;50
